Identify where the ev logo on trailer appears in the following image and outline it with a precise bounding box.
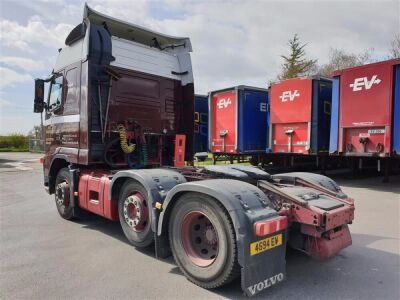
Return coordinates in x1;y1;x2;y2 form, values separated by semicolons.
349;75;381;91
260;103;267;112
217;98;232;109
280;90;300;102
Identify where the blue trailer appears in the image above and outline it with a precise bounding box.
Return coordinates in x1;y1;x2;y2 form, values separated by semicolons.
209;86;269;164
194;94;209;154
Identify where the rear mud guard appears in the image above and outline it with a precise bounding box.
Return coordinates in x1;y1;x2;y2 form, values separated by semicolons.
158;179;288;296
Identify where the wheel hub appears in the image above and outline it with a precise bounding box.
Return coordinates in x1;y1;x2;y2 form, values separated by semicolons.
181;212;219;267
204;225;217;245
55;182;69;207
123;193;148;232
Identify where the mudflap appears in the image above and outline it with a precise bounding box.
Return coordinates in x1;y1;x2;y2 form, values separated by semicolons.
68;166;81;218
240;229;288;297
157;178;289;296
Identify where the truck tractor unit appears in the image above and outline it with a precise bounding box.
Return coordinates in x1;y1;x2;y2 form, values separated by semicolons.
33;5;355;297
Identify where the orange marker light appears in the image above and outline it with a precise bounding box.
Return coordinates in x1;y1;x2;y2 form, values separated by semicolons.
254;216;288;237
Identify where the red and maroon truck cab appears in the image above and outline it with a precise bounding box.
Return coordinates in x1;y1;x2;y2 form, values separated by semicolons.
35;5;194;194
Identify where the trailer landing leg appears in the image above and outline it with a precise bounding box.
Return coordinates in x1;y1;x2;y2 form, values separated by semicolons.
383;158;390;183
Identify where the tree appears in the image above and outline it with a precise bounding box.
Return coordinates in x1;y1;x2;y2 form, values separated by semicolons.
317;48;373;77
388;33;400;59
278;34;317;80
28;126;42;139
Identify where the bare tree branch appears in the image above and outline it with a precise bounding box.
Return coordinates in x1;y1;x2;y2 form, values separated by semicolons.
317;48;373;77
388;33;400;59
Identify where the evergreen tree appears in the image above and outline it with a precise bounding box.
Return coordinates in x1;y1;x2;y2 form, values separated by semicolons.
279;34;317;80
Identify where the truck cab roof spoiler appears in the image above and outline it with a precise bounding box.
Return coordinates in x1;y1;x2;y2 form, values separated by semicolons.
83;3;192;52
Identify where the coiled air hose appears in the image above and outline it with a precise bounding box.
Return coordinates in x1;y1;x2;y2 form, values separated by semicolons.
117;124;136;154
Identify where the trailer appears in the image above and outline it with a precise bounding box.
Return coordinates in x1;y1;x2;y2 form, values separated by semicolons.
194;94;208;161
33;5;355;297
208;86;269;165
267;77;333;170
329;59;400;180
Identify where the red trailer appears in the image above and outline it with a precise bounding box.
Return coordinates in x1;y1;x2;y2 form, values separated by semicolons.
329;59;400;181
270;77;332;155
330;59;400;157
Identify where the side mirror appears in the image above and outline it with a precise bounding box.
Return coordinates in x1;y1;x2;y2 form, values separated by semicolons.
34;79;45;113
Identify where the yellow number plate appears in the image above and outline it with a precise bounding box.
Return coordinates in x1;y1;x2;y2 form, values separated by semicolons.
250;234;282;256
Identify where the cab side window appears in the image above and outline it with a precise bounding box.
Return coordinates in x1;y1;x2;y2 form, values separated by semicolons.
64;67;79;115
48;75;63;110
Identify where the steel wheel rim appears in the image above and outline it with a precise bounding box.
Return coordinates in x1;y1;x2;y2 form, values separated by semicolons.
55;181;69;211
123;192;149;232
181;211;219;267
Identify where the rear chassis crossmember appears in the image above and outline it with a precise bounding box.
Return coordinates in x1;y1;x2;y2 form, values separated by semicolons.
258;178;354;259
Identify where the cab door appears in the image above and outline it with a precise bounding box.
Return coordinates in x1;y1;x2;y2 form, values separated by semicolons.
44;63;81;174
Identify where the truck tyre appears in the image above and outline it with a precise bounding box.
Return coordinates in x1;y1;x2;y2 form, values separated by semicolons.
118;180;153;248
54;167;74;220
169;193;240;289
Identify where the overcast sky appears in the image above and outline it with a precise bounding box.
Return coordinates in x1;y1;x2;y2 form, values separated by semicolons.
0;0;398;135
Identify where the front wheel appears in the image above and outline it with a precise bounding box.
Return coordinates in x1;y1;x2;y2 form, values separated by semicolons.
54;167;74;220
118;180;153;248
169;193;240;289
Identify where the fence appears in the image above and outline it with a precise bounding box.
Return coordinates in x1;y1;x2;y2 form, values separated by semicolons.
29;138;45;153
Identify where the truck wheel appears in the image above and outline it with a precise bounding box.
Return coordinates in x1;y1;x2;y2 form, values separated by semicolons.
54;167;74;220
118;180;153;248
169;193;240;289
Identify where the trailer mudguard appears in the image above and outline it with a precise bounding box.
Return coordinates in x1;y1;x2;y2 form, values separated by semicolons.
272;172;347;198
109;169;186;234
158;179;288;296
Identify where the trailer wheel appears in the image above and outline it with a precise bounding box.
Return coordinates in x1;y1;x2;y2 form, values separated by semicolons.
118;180;153;248
54;167;74;220
169;193;240;289
250;155;259;166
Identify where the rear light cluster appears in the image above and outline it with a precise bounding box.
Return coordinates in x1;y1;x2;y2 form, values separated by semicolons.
254;216;288;237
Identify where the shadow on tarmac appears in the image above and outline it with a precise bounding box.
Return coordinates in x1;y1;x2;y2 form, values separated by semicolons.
0;158;18;168
74;178;399;299
76;210;400;299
